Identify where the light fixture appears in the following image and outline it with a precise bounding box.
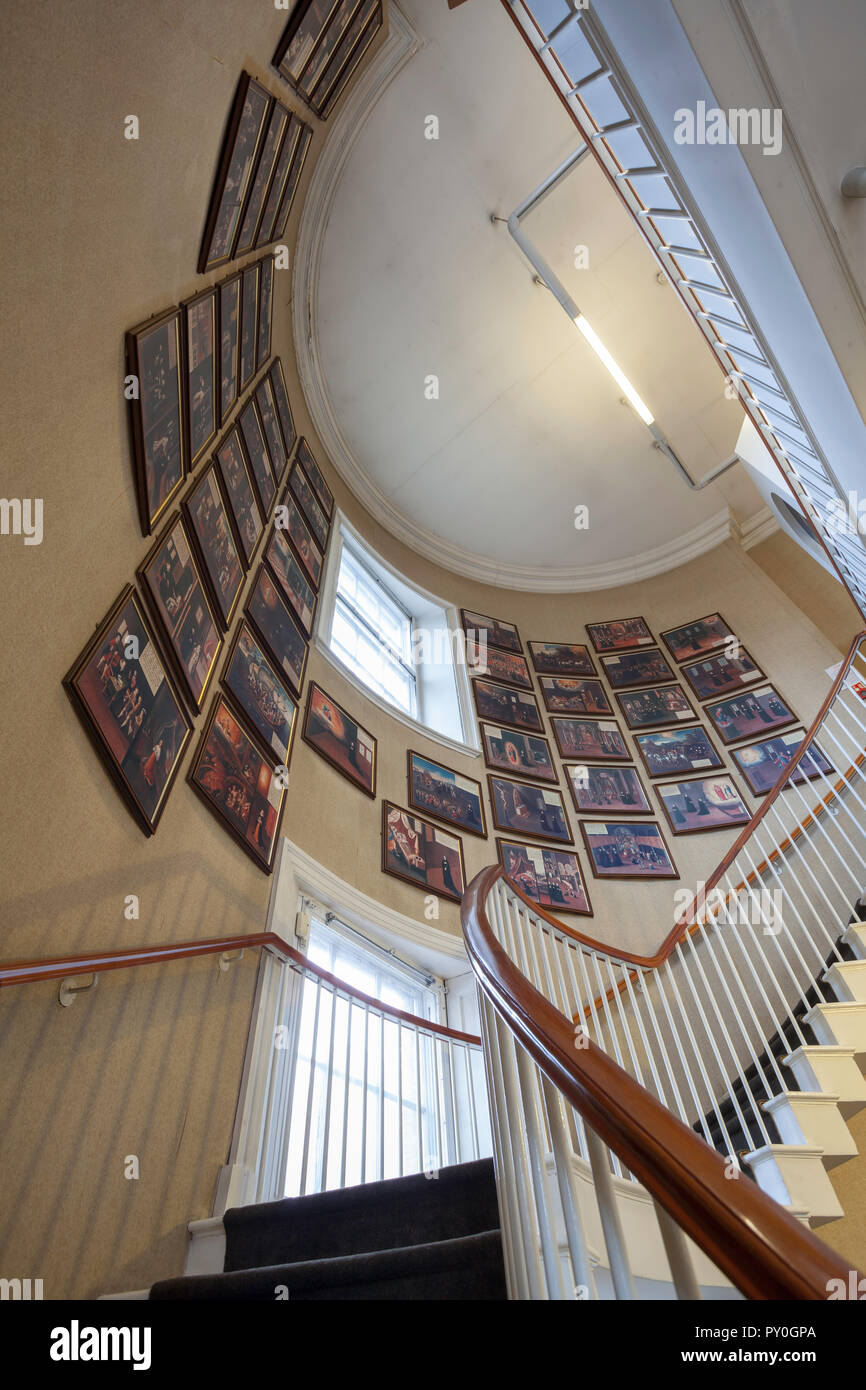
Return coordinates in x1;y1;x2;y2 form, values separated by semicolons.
573;313;655;425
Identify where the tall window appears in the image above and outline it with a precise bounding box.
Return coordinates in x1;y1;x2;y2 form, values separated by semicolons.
330;543;418;717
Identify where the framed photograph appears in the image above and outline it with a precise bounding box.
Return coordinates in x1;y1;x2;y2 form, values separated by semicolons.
383;801;465;903
566;764;651;816
270;360;297;460
461;608;522;654
246;566;309;697
239;261;261;394
497;840;592;917
222;619;299;764
125;307;186;535
273;0;384;121
586;617;654;653
137;514;222;711
289;456;329;551
239;397;276;518
218;272;241;426
655;774;751;836
257;255;275;369
732;729;834;797
274;123;313;240
551;716;630;763
407;750;486;838
600;648;676;690
473;679;543;733
255;373;289;484
680;648;766;702
480;724;558;783
297;436;333;519
660;613;735;664
234;105;292;260
634;726;725;779
539;677;613;716
466;638;533;690
580;821;678;880
528;641;596;677
265;527;317;637
255;114;306;250
275;490;323;588
616;684;696;731
63;586;192;835
198;72;272;273
488;775;572;845
183;460;245;630
182;285;218;470
189;693;287;872
303;682;377;797
704;684;797;746
215;425;263;568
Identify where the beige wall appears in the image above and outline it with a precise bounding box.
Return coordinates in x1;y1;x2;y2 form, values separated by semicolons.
0;1;859;1298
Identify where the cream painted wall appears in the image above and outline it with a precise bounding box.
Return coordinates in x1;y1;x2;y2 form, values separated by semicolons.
0;0;859;1299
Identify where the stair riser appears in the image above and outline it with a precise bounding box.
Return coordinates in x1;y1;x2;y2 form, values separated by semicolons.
745;1148;845;1226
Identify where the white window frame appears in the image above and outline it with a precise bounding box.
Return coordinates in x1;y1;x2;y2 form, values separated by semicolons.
314;511;480;756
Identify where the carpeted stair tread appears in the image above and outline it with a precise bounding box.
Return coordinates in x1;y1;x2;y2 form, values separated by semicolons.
150;1229;506;1301
222;1157;499;1270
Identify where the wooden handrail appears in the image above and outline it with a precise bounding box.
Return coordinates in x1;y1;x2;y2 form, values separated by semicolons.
0;932;481;1045
462;865;860;1300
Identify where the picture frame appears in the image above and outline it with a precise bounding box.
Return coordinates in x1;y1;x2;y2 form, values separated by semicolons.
289;455;329;551
466;638;533;690
407;749;487;838
256;254;275;369
137;512;222;712
382;800;465;904
472;678;543;733
704;684;798;746
580;820;679;880
63;585;193;835
615;684;696;731
273;123;313;240
270;360;298;461
198;72;273;273
297;436;333;519
265;526;318;637
302;682;377;798
660;613;736;664
680;647;766;702
654;774;751;836
314;1;382;120
183;458;245;630
585;617;654;654
539;677;613;716
599;647;676;690
634;726;725;780
273;0;384;121
234;105;292;261
255;115;306;250
239;261;261;394
565;763;651;817
246;566;309;697
215;424;264;568
275;489;323;588
221;619;299;765
731;729;834;797
497;839;592;917
480;724;558;783
487;774;572;845
188;691;287;873
528;641;597;677
461;608;522;654
550;716;630;764
218;271;242;426
238;396;276;519
125;306;186;535
255;373;289;484
183;285;219;470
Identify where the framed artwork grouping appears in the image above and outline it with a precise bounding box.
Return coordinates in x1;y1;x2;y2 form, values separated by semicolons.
383;801;465;903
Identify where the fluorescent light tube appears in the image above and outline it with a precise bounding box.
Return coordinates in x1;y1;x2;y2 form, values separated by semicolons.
574;313;655;425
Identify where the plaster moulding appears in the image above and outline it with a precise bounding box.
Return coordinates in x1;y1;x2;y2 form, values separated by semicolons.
292;4;762;593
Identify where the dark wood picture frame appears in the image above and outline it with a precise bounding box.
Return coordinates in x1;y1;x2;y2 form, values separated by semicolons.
487;774;573;846
585;616;654;654
528;641;597;677
215;424;264;568
579;819;679;881
125;306;187;536
382;799;465;904
539;677;614;717
271;360;298;462
221;618;299;766
466;638;533;690
218;271;242;426
137;512;223;712
654;773;751;837
565;763;652;817
731;729;834;798
239;261;261;395
496;838;593;918
297;435;333;519
472;678;544;734
302;681;377;798
550;716;631;764
289;455;329;551
461;607;522;655
704;684;799;747
182;284;219;470
599;647;677;690
679;647;766;702
238;395;276;520
633;725;725;780
255;114;305;250
274;122;313;240
257;254;275;369
245;566;309;698
265;527;318;638
234;105;292;261
63;585;193;836
615;683;697;732
660;612;736;664
255;372;289;484
276;490;324;589
479;723;558;783
182;457;245;631
198;72;273;274
407;749;487;839
273;0;384;121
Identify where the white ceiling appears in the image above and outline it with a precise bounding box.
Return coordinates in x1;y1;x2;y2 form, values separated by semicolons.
312;0;765;579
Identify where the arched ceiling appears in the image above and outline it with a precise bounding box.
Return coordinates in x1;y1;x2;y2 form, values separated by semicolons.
307;0;765;585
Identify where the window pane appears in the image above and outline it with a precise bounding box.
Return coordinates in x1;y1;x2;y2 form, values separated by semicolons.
331;545;418;718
